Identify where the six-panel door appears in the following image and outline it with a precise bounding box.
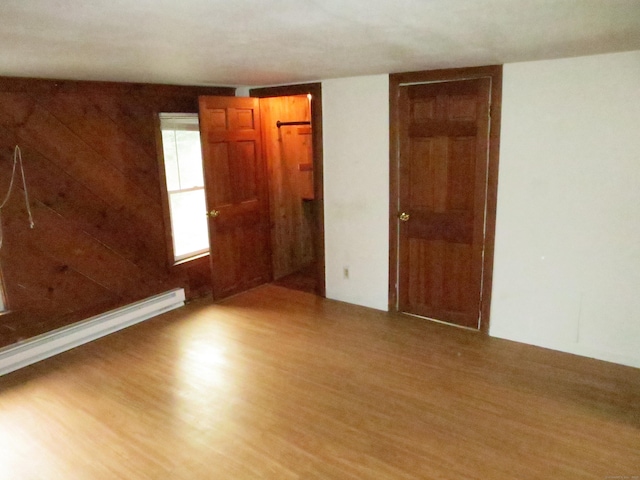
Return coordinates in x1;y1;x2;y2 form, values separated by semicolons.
199;96;272;299
397;78;491;329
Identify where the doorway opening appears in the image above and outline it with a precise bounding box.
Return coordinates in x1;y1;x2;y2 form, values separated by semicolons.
250;84;325;297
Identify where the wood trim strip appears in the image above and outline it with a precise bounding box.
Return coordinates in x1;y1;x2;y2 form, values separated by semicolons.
388;75;401;310
481;67;503;334
391;65;502;86
153;113;176;270
0;76;235;97
388;65;503;333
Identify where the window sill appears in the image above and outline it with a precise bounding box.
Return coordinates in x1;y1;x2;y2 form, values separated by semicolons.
173;251;210;267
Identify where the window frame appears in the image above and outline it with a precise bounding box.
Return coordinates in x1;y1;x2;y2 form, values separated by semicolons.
0;263;8;313
156;112;210;266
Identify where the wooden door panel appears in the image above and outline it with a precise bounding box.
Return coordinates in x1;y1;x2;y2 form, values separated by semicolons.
214;231;238;289
207;109;227;128
398;77;490;329
239;223;272;285
207;142;232;206
409;121;477;137
199;96;271;299
443;243;474;311
408;211;473;243
448;137;477;210
233;141;258;202
449;95;478;120
406;239;476;326
406;239;443;309
409;138;449;210
234;108;256;129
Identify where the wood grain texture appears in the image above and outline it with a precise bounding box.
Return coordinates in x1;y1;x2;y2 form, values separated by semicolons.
0;76;234;347
0;284;638;479
389;66;502;334
199;96;271;299
250;83;326;297
259;95;314;279
398;78;489;329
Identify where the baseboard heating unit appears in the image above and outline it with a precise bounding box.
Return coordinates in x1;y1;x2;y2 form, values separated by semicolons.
0;288;185;377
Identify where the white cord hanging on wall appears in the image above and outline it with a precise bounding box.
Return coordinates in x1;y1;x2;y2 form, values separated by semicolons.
0;145;35;312
0;145;35;251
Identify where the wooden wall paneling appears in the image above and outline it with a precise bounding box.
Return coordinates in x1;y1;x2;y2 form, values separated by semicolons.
0;200;141;343
2;199;161;299
0;136;165;277
288;126;314;264
0;76;233;348
38;92;161;201
297;126;314;201
170;256;212;300
0;95;165;252
0;97;168;278
1;229;117;321
259;95;313;279
89;94;160;158
90;88;230;158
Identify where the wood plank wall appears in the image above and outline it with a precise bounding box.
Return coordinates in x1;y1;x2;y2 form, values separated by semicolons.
259;95;314;279
0;77;234;348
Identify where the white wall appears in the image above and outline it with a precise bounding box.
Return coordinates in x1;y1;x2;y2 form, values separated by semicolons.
490;50;640;368
318;52;640;368
322;75;389;310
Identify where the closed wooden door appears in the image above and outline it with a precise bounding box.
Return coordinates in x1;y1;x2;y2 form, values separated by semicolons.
199;96;271;299
397;78;491;329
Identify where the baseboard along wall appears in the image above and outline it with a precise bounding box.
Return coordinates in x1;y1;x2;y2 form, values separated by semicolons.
0;288;185;377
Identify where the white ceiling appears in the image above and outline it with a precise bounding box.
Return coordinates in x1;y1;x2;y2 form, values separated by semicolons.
1;0;639;87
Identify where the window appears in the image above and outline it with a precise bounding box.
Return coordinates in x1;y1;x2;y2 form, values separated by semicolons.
0;265;6;313
159;113;209;263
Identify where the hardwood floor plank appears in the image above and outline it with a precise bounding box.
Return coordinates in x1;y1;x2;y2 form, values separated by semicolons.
0;284;638;479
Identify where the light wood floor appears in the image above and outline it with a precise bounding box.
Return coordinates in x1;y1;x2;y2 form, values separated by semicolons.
0;285;639;479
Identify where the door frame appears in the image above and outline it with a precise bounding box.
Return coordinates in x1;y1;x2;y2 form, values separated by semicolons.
249;83;326;297
388;66;502;333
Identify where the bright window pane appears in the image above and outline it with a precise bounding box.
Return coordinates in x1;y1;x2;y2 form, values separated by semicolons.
175;131;204;189
161;130;180;191
160;113;210;262
169;189;209;260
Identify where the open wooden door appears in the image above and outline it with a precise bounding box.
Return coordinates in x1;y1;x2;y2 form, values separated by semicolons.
199;96;271;299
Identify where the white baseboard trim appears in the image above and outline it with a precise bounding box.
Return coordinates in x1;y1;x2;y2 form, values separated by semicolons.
0;288;186;377
490;330;640;370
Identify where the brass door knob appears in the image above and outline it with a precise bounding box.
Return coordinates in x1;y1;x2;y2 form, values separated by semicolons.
399;212;410;222
206;209;220;218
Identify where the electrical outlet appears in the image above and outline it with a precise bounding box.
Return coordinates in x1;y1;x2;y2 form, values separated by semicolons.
343;266;349;279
